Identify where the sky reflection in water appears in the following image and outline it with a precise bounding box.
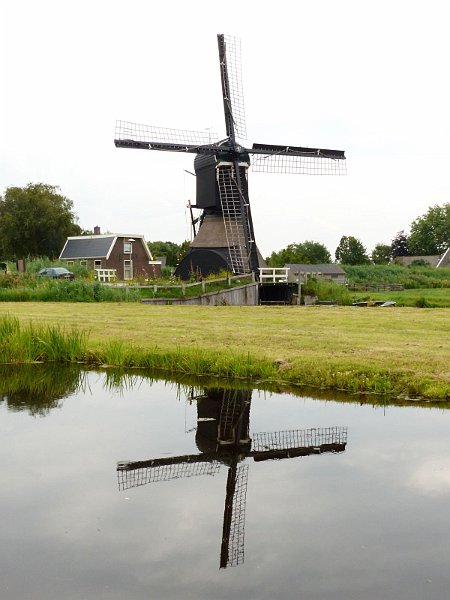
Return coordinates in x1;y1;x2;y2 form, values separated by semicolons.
1;366;450;600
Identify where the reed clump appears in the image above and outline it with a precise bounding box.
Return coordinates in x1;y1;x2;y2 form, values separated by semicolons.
0;315;88;363
96;342;278;380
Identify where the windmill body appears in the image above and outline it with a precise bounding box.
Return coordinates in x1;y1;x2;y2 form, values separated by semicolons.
115;34;346;280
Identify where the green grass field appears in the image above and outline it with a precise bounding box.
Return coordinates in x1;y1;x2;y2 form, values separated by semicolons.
357;288;450;307
1;302;449;400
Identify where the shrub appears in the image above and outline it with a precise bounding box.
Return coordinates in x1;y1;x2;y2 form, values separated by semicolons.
302;278;352;305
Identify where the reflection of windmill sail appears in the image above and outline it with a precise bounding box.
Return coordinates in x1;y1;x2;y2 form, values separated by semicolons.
251;427;348;461
116;387;348;569
115;33;346;280
117;454;221;491
221;461;248;569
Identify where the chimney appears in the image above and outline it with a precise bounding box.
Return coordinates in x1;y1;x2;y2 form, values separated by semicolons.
94;225;101;235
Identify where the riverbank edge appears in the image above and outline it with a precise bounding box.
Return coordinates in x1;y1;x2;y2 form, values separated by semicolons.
1;314;448;401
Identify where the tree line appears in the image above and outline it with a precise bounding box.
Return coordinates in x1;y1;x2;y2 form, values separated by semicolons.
1;183;449;266
268;203;450;266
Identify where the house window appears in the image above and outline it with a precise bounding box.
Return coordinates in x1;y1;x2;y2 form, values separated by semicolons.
94;260;102;269
79;260;87;267
66;261;74;266
124;242;132;254
124;260;133;280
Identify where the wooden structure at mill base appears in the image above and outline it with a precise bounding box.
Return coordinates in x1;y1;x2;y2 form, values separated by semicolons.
115;34;346;282
258;267;298;305
117;388;348;568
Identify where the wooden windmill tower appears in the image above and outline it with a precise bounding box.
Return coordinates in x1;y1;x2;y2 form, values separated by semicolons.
114;34;346;280
117;388;348;568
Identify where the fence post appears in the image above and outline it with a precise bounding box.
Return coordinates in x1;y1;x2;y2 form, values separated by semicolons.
202;280;206;293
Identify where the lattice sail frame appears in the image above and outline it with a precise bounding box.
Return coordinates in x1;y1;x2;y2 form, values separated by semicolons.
117;460;221;491
226;464;249;568
115;120;219;147
252;426;348;452
251;153;347;175
222;35;247;141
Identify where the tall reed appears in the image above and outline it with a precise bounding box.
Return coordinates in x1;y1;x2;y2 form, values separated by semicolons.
0;315;88;362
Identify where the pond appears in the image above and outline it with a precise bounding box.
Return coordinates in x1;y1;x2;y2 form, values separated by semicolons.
1;365;450;600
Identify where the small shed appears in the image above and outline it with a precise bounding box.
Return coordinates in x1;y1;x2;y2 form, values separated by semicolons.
285;263;347;285
59;231;161;280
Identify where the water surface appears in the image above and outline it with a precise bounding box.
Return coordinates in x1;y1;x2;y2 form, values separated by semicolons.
1;366;450;599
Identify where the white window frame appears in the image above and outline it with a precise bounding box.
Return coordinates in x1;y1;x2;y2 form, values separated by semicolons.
123;259;133;280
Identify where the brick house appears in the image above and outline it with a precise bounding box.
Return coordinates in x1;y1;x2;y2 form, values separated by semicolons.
59;229;161;280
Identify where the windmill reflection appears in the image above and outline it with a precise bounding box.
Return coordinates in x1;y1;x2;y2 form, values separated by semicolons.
117;388;347;569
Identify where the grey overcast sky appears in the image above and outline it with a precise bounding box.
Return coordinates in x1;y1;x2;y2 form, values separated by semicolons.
1;0;450;258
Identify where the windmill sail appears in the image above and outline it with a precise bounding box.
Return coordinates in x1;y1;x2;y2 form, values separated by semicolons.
114;120;219;152
250;143;347;175
217;34;247;141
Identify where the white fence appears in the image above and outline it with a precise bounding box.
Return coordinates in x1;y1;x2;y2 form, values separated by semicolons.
258;267;289;283
95;268;117;282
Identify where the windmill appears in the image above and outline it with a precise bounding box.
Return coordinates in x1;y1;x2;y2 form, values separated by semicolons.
114;34;346;280
117;388;348;568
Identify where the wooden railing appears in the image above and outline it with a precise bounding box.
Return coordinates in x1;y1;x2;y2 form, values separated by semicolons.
258;268;289;283
348;283;404;292
109;272;255;296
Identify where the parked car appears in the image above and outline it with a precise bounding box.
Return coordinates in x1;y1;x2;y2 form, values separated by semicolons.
38;267;75;280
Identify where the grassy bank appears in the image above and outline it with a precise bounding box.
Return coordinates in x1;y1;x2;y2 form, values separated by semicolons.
1;303;449;400
359;288;450;308
344;263;450;288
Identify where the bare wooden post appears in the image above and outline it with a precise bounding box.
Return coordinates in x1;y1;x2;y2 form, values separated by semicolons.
202;280;206;293
181;283;186;296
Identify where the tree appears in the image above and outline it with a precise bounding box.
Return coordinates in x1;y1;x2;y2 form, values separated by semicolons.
0;183;81;259
267;240;331;267
371;243;391;264
335;236;370;265
407;203;450;255
390;230;409;258
147;240;190;267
